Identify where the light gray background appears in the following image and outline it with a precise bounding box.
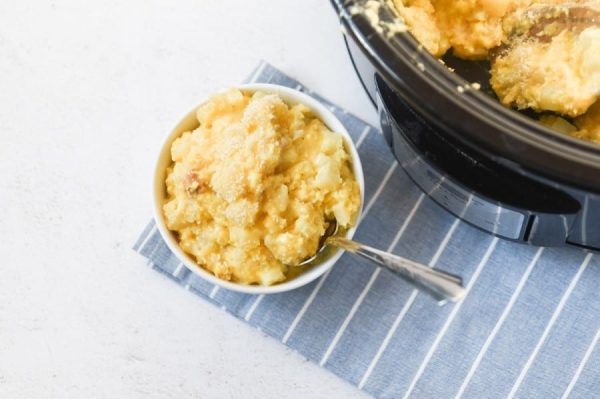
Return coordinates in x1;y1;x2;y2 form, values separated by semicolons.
0;1;375;398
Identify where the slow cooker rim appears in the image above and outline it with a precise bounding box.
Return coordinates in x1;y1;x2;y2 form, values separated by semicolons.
332;0;600;191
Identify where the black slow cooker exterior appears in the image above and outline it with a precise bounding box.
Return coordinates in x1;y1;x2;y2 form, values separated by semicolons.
331;0;600;250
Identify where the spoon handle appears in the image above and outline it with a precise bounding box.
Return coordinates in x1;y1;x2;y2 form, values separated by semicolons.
326;237;466;305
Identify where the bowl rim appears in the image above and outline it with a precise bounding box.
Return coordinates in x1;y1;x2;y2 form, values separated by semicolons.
152;83;365;295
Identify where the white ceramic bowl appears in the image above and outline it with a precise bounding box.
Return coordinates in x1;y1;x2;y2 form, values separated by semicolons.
153;83;365;294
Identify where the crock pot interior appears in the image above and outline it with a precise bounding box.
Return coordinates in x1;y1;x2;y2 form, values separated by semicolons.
335;0;600;192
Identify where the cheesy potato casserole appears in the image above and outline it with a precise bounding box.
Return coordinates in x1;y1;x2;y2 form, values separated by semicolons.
491;6;600;117
391;0;600;143
163;89;361;286
541;102;600;144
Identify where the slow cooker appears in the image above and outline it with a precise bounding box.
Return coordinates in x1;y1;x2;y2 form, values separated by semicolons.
331;0;600;250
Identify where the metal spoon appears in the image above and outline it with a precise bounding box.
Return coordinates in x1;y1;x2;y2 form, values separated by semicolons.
299;220;466;305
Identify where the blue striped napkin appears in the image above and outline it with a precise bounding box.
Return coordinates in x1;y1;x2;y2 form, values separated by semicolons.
134;61;600;399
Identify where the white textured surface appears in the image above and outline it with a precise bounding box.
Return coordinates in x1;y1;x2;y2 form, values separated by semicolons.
0;0;375;398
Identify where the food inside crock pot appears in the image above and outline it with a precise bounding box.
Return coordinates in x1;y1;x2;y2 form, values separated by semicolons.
391;0;600;144
540;101;600;144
